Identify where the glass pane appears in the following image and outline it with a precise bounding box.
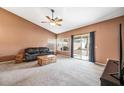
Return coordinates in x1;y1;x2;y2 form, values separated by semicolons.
57;38;69;51
73;34;89;60
73;35;82;59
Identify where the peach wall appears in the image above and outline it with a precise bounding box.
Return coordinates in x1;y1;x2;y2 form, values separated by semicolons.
0;8;56;59
57;16;124;64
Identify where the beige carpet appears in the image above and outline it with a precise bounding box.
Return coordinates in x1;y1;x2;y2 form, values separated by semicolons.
0;55;104;86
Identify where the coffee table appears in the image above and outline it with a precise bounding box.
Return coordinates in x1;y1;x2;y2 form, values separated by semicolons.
37;55;56;66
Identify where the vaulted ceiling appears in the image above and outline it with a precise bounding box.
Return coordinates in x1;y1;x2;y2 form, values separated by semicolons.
3;7;124;34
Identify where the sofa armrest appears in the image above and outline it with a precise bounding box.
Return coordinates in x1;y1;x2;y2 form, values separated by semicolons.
15;49;25;63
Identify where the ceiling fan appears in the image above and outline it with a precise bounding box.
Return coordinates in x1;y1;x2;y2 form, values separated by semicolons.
41;9;63;26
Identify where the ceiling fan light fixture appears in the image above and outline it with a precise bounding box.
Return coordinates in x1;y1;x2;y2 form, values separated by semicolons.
50;22;56;26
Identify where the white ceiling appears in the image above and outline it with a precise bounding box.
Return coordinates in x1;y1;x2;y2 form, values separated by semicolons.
3;7;124;34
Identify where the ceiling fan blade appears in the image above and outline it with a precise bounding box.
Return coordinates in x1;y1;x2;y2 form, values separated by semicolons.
46;16;52;21
57;19;63;22
41;21;49;23
54;17;62;22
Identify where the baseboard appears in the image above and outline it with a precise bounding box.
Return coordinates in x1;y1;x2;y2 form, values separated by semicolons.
0;55;16;62
95;62;106;66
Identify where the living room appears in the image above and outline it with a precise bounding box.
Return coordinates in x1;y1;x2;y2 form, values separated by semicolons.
0;7;124;86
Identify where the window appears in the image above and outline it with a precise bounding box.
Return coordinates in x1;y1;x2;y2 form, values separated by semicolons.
57;38;69;52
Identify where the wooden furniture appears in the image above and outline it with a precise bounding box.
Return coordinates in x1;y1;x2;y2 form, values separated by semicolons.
100;59;124;86
0;55;15;62
37;55;56;66
15;49;25;63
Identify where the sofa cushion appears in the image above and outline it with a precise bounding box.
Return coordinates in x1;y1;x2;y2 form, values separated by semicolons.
25;55;37;61
39;47;49;53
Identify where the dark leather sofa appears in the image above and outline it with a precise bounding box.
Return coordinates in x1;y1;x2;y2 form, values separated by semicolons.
24;47;54;62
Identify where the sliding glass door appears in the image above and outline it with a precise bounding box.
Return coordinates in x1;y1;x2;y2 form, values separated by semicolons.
73;33;89;60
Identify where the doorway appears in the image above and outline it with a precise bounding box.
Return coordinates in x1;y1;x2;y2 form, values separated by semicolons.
73;33;90;60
